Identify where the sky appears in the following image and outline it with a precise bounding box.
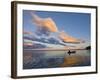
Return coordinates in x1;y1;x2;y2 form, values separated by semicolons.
23;10;91;47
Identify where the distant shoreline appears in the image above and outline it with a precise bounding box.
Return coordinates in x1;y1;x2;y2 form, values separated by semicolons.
24;48;87;51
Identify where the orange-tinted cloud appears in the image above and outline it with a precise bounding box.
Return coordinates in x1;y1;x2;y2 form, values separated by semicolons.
42;18;58;32
24;42;33;46
59;31;81;43
31;13;43;27
24;31;33;35
31;13;58;32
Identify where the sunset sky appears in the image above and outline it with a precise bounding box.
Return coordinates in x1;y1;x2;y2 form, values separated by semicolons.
23;10;91;47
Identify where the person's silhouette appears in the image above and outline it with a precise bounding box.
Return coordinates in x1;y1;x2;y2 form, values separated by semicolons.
68;50;71;55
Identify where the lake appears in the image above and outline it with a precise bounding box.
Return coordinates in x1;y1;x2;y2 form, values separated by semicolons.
23;50;91;69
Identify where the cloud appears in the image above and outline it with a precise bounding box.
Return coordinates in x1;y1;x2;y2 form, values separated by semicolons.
30;12;85;44
35;27;50;36
24;31;33;35
31;12;58;36
59;31;81;43
31;12;43;27
24;42;33;46
42;18;58;32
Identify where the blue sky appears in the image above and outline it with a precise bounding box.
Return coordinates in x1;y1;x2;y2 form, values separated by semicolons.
23;10;91;42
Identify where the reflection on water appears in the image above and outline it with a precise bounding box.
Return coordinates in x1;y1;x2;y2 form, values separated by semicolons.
23;50;91;69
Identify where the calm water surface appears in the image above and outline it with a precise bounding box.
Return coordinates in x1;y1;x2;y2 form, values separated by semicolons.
23;50;91;69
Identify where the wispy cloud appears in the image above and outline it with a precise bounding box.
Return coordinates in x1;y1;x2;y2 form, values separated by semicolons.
31;12;58;36
24;31;33;35
58;31;81;43
42;18;58;32
30;12;84;44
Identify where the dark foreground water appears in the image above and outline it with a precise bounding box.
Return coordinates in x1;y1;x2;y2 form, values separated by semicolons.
23;50;91;69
